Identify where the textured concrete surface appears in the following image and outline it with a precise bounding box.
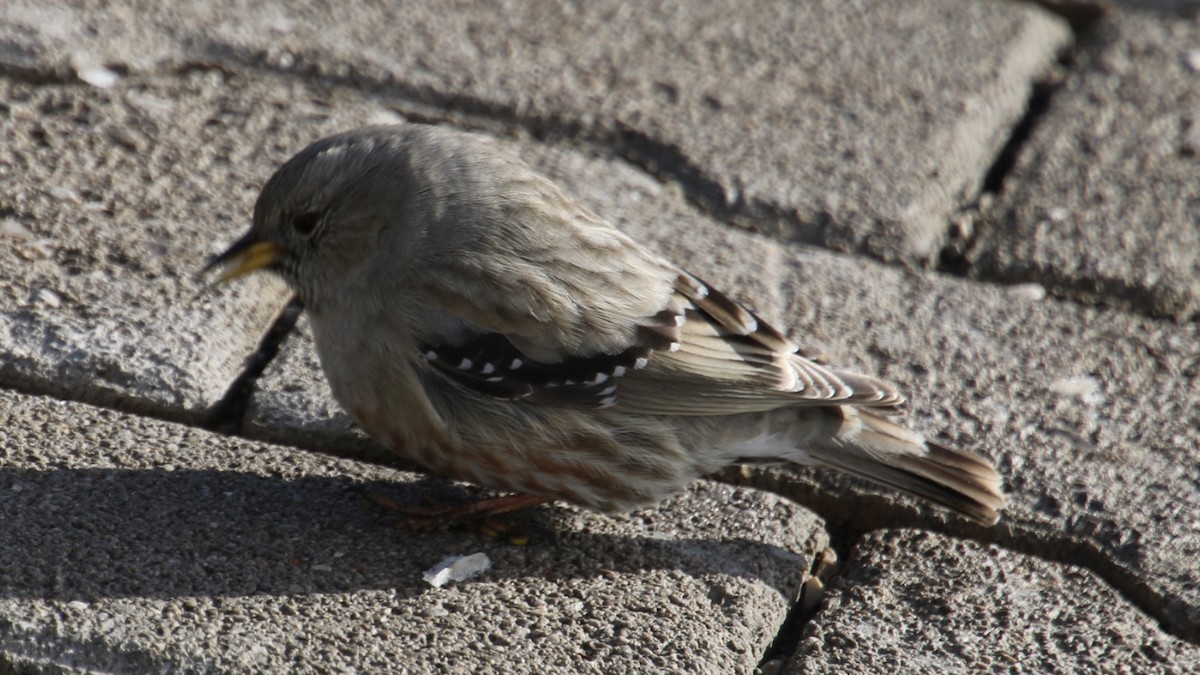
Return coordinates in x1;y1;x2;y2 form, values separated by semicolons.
787;530;1199;673
0;72;398;419
2;0;1069;262
972;10;1200;319
0;390;812;673
2;1;1199;672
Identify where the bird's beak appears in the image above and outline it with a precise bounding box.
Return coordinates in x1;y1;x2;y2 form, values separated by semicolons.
201;232;282;284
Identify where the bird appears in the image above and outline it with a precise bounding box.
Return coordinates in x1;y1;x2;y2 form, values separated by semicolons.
205;124;1005;527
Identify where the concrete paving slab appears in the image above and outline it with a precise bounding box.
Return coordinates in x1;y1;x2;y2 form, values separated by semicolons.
787;530;1199;673
971;11;1200;319
767;242;1200;641
0;390;813;673
0;72;397;420
2;1;1069;262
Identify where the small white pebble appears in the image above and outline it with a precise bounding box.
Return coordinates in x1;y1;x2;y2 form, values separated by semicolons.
1006;283;1046;302
36;288;63;308
0;219;34;240
1049;376;1099;400
1185;49;1200;73
67;600;90;610
367;108;407;126
423;553;491;588
78;66;120;88
1045;206;1071;223
49;185;82;203
266;16;295;34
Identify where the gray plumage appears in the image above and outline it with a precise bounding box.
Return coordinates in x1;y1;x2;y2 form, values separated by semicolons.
208;124;1005;525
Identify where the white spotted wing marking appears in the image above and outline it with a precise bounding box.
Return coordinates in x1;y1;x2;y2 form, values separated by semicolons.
418;330;654;407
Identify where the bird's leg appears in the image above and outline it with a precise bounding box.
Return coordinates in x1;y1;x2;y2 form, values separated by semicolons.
365;491;553;540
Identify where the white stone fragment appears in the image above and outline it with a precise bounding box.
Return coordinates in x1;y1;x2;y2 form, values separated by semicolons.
1006;283;1046;302
1185;49;1200;74
72;54;120;88
49;185;82;203
36;288;63;308
1045;206;1071;223
423;553;492;588
0;219;34;240
1049;376;1103;405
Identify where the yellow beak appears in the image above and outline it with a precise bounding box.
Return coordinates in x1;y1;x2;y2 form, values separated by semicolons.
201;233;282;284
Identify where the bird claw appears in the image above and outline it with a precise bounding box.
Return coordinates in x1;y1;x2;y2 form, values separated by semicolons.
362;491;551;542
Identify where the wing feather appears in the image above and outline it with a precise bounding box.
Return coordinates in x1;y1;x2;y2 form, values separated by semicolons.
406;155;904;415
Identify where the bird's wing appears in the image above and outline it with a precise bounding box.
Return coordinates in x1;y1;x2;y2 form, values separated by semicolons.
412;173;904;415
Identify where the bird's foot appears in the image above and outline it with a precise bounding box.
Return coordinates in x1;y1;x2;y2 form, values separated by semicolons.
363;491;553;544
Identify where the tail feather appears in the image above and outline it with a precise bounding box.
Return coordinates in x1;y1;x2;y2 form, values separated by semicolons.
818;411;1006;525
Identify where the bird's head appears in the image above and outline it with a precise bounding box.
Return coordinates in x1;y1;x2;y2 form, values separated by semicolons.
203;126;431;306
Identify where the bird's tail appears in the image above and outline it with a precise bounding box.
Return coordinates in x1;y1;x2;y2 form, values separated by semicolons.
805;409;1006;525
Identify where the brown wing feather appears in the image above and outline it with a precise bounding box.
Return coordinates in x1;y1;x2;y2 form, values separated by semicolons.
407;154;904;415
613;273;906;415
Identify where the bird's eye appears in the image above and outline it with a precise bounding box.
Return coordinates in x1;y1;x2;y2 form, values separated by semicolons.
291;211;321;236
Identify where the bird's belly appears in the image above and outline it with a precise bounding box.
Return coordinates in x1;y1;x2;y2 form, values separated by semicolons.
308;312;701;512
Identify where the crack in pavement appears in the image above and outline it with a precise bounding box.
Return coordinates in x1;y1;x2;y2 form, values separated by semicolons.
712;465;1200;647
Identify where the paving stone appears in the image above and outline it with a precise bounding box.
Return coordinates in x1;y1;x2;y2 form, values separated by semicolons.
972;11;1200;318
2;1;1069;261
787;530;1199;673
0;390;813;673
770;246;1200;642
0;72;395;420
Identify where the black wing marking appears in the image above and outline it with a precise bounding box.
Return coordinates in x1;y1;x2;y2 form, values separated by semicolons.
419;332;653;408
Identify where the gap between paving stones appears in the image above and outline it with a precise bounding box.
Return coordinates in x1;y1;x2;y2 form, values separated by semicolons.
754;535;838;670
716;466;1200;647
945;4;1200;323
938;74;1065;278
